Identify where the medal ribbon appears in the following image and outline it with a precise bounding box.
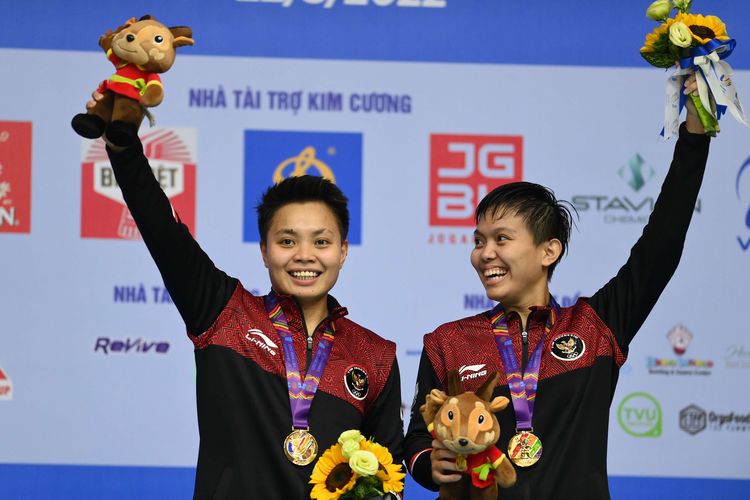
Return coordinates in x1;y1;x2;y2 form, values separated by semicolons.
491;299;559;431
264;291;335;429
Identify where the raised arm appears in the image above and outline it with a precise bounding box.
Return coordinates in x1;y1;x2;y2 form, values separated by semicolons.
107;141;237;334
587;82;710;351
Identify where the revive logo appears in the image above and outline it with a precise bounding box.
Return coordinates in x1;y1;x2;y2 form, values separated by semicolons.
94;337;170;355
617;392;662;438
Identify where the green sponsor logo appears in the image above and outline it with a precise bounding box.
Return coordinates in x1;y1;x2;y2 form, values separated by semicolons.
617;392;662;437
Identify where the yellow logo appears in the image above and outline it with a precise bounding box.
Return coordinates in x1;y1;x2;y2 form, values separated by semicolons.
273;146;336;184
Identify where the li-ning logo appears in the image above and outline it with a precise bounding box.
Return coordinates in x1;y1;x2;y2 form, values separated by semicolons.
273;147;335;184
617;153;655;192
736;157;750;251
458;364;488;382
246;329;278;356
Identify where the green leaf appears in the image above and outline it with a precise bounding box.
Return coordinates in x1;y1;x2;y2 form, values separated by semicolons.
641;50;675;68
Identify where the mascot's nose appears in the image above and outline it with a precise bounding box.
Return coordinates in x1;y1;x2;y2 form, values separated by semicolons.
458;438;468;447
126;34;135;42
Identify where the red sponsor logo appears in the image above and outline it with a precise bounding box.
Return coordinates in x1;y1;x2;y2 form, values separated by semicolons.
81;129;196;239
0;121;32;234
0;366;12;400
429;134;523;227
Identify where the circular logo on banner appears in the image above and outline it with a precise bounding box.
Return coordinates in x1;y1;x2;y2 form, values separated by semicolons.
550;334;586;361
345;366;369;400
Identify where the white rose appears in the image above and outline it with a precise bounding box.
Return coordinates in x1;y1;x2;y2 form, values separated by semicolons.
669;21;693;48
646;0;672;22
338;430;365;457
349;450;379;476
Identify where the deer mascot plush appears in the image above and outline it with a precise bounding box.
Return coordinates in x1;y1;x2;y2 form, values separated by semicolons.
71;15;194;146
421;370;517;500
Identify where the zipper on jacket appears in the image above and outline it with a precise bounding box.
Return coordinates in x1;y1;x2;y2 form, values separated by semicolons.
521;316;529;373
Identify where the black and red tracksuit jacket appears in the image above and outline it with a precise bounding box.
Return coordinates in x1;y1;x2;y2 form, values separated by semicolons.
404;124;710;500
107;143;404;500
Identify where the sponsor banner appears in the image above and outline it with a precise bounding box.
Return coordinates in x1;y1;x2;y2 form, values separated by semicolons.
94;337;171;355
0;366;12;400
571;153;701;225
80;129;196;240
725;345;750;370
4;3;750;69
680;405;750;435
617;392;662;438
243;130;362;244
429;134;523;228
0;121;32;234
645;324;714;376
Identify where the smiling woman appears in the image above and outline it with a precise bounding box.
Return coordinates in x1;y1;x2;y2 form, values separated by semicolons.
101;123;405;499
261;200;348;335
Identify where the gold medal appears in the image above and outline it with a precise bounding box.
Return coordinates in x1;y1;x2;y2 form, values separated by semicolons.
283;428;318;466
508;430;543;467
455;454;467;472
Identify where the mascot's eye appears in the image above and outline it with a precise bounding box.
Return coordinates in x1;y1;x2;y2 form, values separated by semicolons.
154;35;164;44
447;410;454;421
478;415;485;424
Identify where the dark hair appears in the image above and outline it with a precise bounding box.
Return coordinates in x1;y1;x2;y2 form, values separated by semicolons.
474;182;575;279
257;175;349;243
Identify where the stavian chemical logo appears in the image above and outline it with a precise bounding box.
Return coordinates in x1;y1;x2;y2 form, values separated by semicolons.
571;154;701;225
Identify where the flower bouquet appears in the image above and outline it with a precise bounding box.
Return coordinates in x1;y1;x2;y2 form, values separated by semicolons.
310;430;405;500
640;0;749;137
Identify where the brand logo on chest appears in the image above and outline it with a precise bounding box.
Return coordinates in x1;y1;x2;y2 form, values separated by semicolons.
246;328;278;357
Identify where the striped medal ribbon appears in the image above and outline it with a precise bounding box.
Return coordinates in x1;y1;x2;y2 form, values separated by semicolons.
490;298;559;467
264;291;336;466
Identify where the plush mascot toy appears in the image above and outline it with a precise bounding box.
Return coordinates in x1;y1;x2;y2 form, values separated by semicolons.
421;370;517;500
71;15;194;146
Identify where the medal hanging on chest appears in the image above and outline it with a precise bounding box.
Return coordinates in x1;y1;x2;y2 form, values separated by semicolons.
265;292;336;466
491;299;558;467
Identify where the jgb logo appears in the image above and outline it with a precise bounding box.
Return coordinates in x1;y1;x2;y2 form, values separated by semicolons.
81;128;197;239
243;130;362;244
617;392;662;438
0;121;32;234
429;134;523;227
736;156;750;251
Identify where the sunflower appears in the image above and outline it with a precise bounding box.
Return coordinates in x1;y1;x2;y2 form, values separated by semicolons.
640;18;677;68
641;17;674;53
310;444;357;500
360;440;405;494
675;12;730;44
